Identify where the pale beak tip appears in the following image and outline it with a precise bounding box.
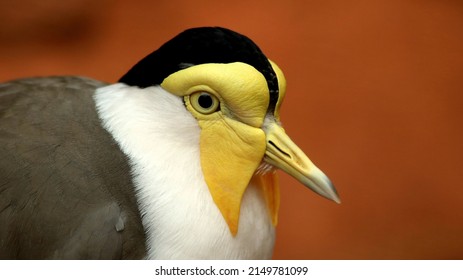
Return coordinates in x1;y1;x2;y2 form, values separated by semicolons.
306;167;341;205
326;182;341;204
331;192;341;204
320;183;341;204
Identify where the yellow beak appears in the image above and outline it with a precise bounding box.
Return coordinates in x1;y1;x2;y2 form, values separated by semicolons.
264;123;340;204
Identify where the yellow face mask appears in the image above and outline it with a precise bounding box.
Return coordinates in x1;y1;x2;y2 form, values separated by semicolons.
161;61;339;236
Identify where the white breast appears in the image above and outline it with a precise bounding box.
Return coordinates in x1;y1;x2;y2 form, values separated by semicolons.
94;84;275;259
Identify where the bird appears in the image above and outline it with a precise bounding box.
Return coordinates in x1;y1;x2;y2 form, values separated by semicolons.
0;27;339;259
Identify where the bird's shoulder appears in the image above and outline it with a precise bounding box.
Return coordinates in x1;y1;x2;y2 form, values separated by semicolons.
0;76;146;259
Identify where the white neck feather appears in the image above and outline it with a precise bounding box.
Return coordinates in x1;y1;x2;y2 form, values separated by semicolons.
94;84;275;259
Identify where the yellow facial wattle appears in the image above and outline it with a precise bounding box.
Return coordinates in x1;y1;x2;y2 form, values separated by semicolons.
161;60;339;236
161;62;272;235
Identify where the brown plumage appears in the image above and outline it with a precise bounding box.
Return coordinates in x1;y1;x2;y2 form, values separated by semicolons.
0;77;146;259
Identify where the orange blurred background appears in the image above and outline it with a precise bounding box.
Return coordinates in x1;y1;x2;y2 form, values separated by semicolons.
1;0;462;259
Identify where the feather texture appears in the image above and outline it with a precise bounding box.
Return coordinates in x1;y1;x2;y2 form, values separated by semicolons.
95;84;275;259
0;77;146;259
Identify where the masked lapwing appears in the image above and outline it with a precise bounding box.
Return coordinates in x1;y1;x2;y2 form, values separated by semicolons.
0;27;339;259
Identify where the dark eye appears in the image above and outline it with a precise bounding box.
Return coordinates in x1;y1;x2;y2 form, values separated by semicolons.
190;92;220;114
197;93;214;109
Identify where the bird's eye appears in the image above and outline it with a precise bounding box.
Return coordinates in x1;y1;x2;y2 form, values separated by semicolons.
190;92;220;114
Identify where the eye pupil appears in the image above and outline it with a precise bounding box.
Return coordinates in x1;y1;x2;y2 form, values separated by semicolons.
197;93;213;109
188;91;219;115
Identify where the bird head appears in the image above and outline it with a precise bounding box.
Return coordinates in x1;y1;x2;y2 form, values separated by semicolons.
119;27;339;236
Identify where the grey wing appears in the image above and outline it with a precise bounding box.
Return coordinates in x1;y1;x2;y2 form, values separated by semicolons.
0;77;146;259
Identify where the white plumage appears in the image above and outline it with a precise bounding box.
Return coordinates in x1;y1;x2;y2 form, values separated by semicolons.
95;84;275;259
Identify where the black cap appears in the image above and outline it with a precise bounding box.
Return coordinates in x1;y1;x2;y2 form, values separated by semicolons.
119;27;279;112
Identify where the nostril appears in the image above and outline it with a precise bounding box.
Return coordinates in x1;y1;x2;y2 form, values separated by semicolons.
269;140;291;159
